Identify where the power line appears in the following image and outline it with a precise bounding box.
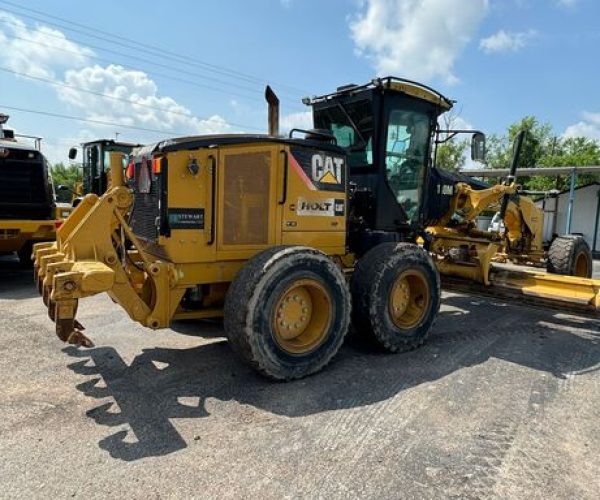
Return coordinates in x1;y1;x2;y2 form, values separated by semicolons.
0;19;306;111
3;31;268;105
0;18;302;106
4;0;309;95
0;66;265;132
0;1;309;97
0;104;196;136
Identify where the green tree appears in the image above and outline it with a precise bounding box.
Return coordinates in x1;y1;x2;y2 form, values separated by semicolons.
486;116;600;192
436;139;468;171
435;109;470;171
486;116;554;170
51;163;80;203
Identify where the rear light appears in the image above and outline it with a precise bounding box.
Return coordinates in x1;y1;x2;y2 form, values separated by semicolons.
125;161;135;180
54;220;63;229
152;157;161;175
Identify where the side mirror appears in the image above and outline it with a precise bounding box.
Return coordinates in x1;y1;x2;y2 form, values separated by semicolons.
57;184;70;191
68;147;77;160
471;132;486;162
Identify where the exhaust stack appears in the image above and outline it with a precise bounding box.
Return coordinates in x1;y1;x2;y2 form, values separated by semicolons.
265;85;279;137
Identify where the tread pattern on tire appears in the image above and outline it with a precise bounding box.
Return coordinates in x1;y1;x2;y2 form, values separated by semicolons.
224;246;351;380
351;242;441;353
547;235;592;277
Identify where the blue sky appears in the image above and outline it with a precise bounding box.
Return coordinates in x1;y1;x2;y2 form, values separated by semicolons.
1;0;599;164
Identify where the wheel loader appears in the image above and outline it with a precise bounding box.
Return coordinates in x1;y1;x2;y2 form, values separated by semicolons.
33;77;600;380
0;114;63;266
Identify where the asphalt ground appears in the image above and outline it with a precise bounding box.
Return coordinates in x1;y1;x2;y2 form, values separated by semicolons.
1;254;599;499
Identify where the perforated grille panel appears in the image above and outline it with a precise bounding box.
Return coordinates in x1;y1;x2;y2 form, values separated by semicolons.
130;161;160;241
223;151;270;246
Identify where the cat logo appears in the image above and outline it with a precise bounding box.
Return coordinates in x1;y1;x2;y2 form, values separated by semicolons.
311;153;344;185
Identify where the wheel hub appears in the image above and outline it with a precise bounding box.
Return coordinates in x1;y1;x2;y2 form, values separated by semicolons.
388;270;430;330
575;251;590;277
275;287;312;339
272;279;332;354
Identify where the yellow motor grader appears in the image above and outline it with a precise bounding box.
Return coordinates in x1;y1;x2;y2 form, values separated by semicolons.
33;78;600;380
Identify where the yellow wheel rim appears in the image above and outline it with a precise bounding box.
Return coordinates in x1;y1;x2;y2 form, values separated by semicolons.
574;251;589;277
389;270;430;330
272;279;332;354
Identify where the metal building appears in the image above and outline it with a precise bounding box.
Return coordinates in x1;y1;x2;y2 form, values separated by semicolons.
535;183;600;257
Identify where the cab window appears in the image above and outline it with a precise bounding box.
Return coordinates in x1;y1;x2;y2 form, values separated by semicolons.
314;99;373;168
384;109;431;223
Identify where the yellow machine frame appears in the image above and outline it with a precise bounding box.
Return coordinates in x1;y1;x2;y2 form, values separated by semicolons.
33;144;600;349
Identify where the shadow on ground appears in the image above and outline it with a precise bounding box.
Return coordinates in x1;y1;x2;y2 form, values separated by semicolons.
63;295;600;461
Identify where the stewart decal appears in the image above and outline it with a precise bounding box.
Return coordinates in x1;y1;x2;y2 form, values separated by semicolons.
290;147;346;192
168;208;205;229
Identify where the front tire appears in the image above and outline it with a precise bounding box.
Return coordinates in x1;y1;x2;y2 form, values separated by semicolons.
547;235;592;278
351;243;440;352
224;246;351;380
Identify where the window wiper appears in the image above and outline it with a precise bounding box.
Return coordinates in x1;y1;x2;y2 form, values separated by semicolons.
335;102;367;147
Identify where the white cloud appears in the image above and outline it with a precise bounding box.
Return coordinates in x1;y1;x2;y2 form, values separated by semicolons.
479;29;536;54
58;64;232;136
0;12;92;79
280;110;313;133
0;12;233;139
350;0;489;84
438;113;472;131
563;112;600;141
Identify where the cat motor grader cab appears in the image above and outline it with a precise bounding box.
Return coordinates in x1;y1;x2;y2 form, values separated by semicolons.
33;78;600;380
62;139;142;205
0;113;62;266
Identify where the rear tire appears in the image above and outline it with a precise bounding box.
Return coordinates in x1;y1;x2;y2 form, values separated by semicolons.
351;242;440;352
224;246;351;380
547;235;592;278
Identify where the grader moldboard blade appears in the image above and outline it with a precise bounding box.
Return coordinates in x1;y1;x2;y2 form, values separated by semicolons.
442;265;600;318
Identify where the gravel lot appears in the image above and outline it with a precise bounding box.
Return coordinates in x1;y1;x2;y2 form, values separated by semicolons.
1;255;599;499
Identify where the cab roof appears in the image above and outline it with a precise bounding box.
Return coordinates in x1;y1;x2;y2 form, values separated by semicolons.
305;76;454;111
82;139;142;148
139;133;344;156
